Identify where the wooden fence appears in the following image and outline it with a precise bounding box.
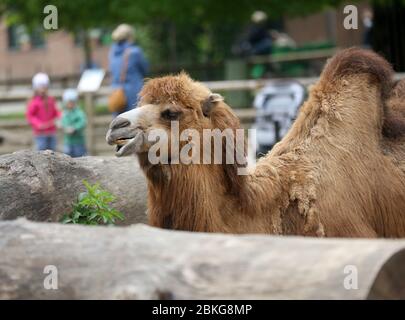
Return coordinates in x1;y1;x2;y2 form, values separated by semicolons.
1;73;405;156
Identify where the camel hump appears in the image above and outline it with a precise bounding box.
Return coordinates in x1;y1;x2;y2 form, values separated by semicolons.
320;47;394;99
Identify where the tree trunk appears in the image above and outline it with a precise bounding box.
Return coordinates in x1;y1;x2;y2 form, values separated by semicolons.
0;219;405;299
0;150;147;225
169;23;178;71
82;29;93;70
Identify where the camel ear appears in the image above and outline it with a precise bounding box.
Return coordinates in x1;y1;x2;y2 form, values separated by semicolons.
202;93;224;117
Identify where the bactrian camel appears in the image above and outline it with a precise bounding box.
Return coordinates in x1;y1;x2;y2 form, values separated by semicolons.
106;48;405;237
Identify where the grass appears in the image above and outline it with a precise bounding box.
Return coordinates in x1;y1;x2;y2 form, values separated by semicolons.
0;112;26;120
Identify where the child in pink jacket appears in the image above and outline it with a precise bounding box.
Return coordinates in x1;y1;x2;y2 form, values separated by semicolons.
26;73;61;151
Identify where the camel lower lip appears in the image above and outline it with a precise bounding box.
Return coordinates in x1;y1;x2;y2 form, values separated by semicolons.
115;144;124;152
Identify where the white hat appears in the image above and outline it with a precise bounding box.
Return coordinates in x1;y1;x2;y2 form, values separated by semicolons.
251;11;267;23
112;24;135;42
32;73;50;90
63;88;79;103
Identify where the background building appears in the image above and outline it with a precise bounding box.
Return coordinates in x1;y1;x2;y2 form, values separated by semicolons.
0;2;372;84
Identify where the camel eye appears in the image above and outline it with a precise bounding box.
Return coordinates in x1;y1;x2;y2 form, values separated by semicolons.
161;109;181;121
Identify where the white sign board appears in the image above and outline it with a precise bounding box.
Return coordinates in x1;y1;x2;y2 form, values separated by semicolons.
77;69;105;93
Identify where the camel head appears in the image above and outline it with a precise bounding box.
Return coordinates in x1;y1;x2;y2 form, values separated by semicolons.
106;72;244;169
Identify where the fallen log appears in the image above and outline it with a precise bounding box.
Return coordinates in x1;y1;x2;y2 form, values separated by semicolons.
0;219;404;299
0;150;147;225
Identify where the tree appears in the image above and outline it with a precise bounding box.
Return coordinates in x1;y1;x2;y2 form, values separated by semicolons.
1;0;350;72
372;0;405;71
2;0;119;68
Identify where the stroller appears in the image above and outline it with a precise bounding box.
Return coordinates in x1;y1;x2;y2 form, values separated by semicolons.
251;80;306;158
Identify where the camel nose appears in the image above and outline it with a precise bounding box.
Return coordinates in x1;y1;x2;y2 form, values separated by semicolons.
110;117;130;130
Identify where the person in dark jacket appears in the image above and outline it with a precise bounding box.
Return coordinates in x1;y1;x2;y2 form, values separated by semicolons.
247;11;272;55
232;11;273;57
109;24;149;116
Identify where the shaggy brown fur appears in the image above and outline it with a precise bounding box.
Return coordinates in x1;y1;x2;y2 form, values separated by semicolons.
112;48;405;237
383;79;405;139
269;48;405;237
382;79;405;174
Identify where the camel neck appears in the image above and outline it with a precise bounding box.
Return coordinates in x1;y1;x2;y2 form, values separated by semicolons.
146;163;248;232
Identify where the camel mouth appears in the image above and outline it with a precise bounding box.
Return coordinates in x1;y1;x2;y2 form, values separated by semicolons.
106;126;144;157
113;132;144;157
113;136;134;156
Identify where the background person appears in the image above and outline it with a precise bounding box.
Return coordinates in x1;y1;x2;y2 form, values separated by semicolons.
61;89;87;158
362;8;374;48
247;11;273;55
109;24;149;116
232;11;273;57
26;73;61;151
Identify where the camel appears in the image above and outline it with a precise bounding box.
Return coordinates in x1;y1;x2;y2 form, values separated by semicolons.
106;48;405;237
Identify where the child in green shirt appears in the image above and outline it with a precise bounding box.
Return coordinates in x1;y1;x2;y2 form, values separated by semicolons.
61;89;87;157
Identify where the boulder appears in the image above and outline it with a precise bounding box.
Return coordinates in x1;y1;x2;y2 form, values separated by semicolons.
0;150;147;225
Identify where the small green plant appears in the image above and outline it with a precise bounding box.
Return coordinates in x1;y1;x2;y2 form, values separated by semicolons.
61;180;124;225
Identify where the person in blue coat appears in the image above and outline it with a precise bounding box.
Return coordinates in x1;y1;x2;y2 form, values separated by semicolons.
109;24;149;116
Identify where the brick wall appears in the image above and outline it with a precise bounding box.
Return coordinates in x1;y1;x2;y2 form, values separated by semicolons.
0;21;109;82
284;1;371;48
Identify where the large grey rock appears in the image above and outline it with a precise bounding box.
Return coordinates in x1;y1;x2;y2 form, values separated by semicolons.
0;150;147;225
0;219;404;299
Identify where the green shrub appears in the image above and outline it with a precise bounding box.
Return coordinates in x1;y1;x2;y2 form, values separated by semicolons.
61;180;124;225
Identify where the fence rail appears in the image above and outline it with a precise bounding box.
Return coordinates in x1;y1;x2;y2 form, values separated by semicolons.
0;77;319;103
2;73;405;102
248;48;338;65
